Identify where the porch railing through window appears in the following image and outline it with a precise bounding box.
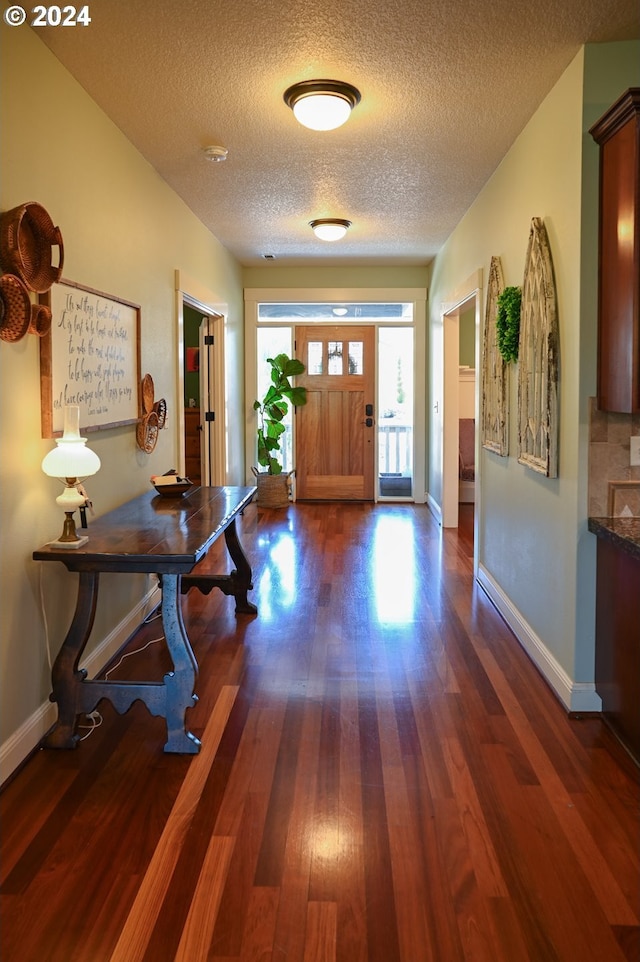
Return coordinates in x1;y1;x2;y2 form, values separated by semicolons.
378;423;413;477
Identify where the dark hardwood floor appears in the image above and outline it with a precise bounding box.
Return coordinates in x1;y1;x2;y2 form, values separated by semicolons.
2;501;638;962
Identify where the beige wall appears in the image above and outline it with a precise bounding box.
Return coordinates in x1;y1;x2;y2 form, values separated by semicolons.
0;24;245;770
428;42;640;695
242;265;429;289
458;305;476;370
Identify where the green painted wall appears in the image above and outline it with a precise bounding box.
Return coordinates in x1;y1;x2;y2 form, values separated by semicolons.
183;304;201;407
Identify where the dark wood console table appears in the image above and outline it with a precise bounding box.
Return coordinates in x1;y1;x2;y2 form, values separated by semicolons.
33;485;257;754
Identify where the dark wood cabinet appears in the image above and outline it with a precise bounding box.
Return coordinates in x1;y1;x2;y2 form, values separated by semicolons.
184;408;201;484
590;89;640;414
594;536;640;762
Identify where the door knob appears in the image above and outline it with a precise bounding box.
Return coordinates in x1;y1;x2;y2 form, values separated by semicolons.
364;417;373;427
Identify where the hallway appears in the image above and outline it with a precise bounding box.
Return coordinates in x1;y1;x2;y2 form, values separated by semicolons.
1;501;638;962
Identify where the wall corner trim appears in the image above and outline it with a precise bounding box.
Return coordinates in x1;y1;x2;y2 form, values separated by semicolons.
426;492;442;523
477;564;602;713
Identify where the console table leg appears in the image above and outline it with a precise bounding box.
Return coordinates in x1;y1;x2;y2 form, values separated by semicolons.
160;574;201;753
181;518;258;615
44;570;99;749
224;519;258;614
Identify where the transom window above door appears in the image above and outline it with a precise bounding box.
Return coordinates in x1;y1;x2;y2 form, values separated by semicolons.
257;302;413;323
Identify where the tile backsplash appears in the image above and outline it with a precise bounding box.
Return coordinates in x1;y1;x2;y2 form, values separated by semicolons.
589;398;640;516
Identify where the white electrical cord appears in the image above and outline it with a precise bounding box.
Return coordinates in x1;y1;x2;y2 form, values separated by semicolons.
104;636;164;679
38;564;53;673
78;711;103;740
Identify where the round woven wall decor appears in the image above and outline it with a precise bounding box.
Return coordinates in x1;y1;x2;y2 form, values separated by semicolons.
136;410;160;453
0;273;31;342
0;202;64;293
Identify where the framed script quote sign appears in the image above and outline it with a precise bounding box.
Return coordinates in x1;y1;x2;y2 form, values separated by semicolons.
40;280;141;437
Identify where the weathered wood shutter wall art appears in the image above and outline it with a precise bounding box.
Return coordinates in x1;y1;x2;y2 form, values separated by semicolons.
482;256;508;456
517;217;559;477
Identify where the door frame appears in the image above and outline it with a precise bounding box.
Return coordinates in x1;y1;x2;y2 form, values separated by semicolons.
439;270;482;574
197;312;226;485
244;287;427;502
175;270;227;485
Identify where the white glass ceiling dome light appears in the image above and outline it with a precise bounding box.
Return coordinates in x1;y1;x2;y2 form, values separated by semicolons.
309;218;352;242
41;405;101;548
284;80;361;131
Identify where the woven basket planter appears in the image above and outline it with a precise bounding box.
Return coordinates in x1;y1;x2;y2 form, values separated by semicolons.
0;202;64;293
252;468;293;508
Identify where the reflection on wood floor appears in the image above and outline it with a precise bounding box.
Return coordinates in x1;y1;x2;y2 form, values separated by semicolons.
1;501;638;962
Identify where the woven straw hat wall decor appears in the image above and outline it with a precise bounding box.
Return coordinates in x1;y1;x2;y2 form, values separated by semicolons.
0;201;64;343
136;373;168;453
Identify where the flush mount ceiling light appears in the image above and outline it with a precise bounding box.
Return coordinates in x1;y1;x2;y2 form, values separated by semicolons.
309;218;352;241
284;80;361;131
203;145;228;162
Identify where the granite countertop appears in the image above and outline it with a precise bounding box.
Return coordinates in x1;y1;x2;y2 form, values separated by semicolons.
588;517;640;562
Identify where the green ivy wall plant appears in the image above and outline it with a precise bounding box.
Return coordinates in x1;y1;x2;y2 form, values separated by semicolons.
496;286;522;364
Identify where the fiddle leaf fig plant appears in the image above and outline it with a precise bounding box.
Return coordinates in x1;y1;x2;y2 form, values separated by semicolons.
253;353;307;475
496;285;522;364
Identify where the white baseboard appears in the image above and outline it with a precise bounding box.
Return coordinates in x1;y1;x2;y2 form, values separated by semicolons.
426;492;442;523
477;564;601;713
0;584;162;787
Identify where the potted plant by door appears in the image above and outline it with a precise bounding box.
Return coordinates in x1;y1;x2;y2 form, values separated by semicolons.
252;353;307;506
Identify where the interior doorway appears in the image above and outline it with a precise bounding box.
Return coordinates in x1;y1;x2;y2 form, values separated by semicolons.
176;271;227;486
458;306;476;506
441;281;481;561
183;303;203;483
182;303;226;485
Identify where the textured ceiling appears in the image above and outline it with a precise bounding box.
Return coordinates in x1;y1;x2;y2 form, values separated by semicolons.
34;0;639;267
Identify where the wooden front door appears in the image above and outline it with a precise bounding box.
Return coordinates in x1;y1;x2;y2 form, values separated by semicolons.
295;325;375;500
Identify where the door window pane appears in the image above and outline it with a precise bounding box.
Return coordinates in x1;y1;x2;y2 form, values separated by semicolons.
378;327;414;498
308;341;323;375
348;341;363;375
256;327;294;472
328;342;343;375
